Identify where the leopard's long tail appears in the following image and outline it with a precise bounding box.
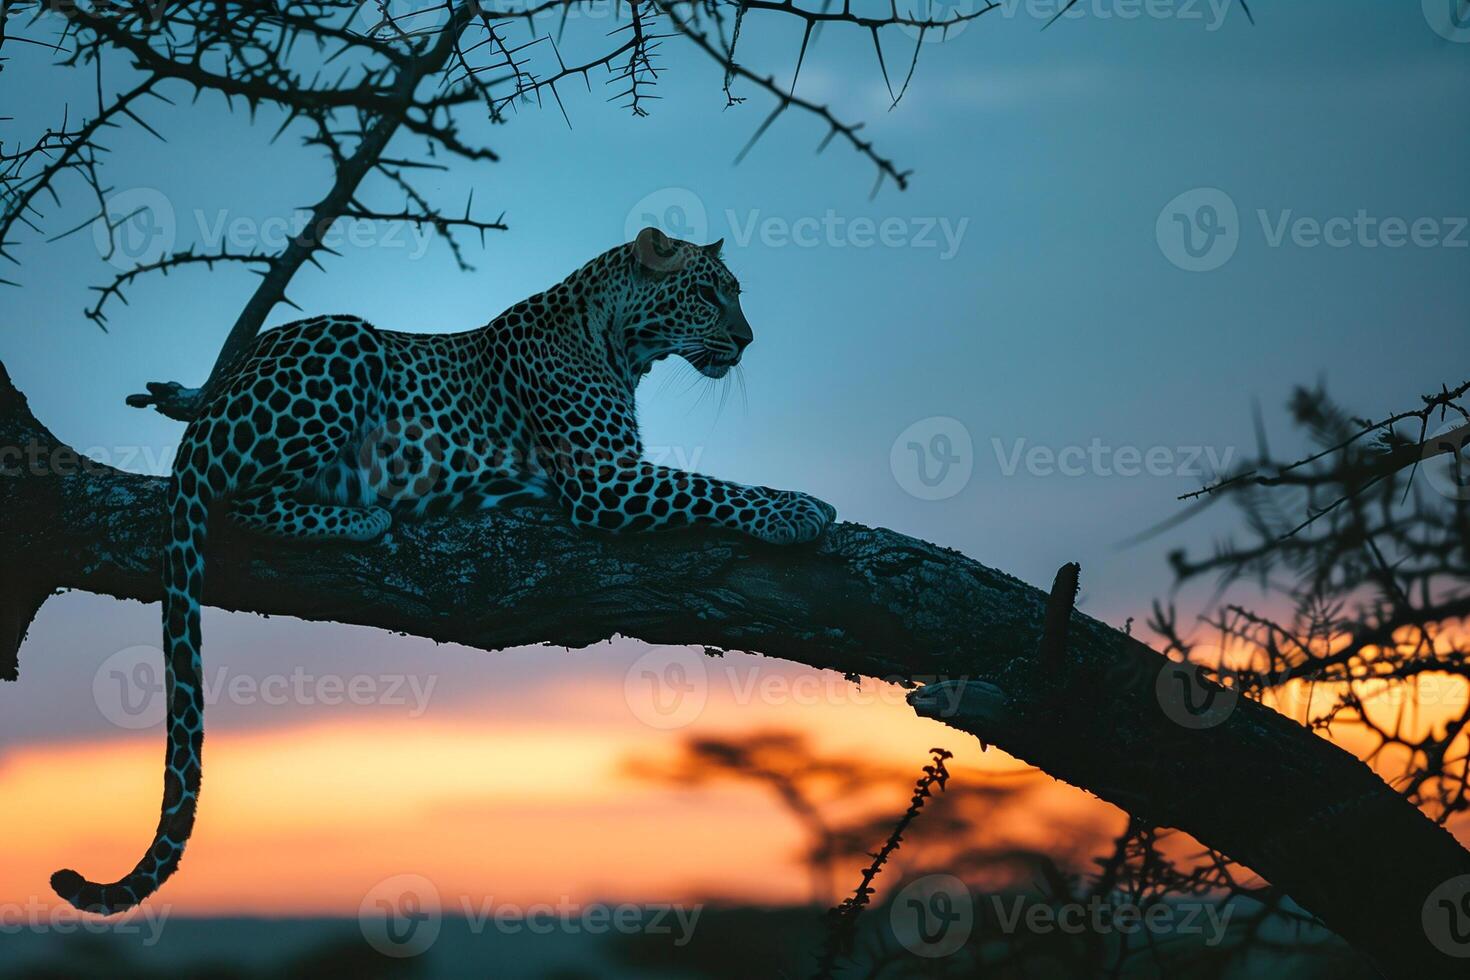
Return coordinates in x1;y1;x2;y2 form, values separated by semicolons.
53;473;208;914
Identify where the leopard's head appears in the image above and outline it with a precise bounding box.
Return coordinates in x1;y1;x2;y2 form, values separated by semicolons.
620;227;752;379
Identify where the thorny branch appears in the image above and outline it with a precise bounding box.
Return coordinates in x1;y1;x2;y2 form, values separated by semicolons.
814;747;953;978
913;376;1470;976
2;0;987;418
1085;378;1470;973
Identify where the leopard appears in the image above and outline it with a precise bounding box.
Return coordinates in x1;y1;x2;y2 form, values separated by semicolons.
52;228;837;915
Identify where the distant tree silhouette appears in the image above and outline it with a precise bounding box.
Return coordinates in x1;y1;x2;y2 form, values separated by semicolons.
626;728;1372;977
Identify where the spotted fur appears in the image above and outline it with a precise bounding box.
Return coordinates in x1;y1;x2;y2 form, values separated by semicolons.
52;229;836;914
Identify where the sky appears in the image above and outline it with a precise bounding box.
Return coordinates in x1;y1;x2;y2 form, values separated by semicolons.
1;0;1468;928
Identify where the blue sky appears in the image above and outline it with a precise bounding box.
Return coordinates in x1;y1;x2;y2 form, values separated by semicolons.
1;0;1468;747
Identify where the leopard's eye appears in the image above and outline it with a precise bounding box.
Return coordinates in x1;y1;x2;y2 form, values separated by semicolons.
694;282;721;308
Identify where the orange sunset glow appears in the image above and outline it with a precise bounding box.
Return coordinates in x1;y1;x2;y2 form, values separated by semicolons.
1;639;1115;917
7;614;1470;921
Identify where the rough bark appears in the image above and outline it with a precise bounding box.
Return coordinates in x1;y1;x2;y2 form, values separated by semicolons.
1;359;1463;976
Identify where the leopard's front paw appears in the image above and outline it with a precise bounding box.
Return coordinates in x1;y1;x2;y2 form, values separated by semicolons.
751;491;836;545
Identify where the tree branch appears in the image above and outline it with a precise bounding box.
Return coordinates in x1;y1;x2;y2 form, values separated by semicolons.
0;359;1464;976
118;0;490;420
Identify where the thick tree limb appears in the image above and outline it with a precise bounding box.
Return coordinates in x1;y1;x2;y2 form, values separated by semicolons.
1;359;1465;976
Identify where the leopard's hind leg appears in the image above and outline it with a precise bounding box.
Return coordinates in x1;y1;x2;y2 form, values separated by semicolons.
229;486;391;542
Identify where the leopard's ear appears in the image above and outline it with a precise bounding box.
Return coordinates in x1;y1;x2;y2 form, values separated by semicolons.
642;226;671;252
701;238;724;258
630;226;683;276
